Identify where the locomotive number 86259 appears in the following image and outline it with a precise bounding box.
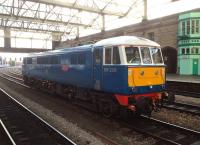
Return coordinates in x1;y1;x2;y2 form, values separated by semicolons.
22;36;166;117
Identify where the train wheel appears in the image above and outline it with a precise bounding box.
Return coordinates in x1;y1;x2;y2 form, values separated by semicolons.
67;91;74;100
101;101;111;118
119;107;135;120
100;100;117;118
23;76;28;85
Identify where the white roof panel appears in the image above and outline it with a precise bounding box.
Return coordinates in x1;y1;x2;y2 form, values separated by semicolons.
94;36;160;47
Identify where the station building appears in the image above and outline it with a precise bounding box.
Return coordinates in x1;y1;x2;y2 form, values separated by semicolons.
178;12;200;75
62;9;200;76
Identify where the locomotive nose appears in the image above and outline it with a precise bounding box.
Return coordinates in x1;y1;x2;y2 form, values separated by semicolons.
128;67;165;87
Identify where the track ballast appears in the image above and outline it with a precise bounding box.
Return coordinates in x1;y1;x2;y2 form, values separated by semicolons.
0;88;76;145
127;115;200;145
163;101;200;115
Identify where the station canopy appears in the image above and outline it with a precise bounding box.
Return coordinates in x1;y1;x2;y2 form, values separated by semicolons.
0;0;200;41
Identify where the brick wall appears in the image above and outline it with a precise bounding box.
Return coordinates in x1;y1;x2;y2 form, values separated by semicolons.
60;8;200;50
60;14;178;49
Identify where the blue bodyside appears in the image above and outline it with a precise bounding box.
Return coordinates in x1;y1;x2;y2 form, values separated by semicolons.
23;45;93;89
22;45;165;95
102;65;128;94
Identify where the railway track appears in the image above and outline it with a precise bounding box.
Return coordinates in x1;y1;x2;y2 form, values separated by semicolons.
4;73;199;116
167;80;200;98
1;69;200;115
0;67;200;144
0;72;27;89
126;115;200;145
7;71;23;78
0;119;15;145
0;69;121;145
1;72;23;82
0;88;76;145
163;101;200;116
167;89;200;99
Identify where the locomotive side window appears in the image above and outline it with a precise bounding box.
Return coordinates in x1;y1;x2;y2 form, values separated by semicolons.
70;53;85;65
105;48;111;64
125;47;140;64
23;58;26;64
61;55;69;65
78;53;86;65
51;56;59;64
32;57;37;65
27;58;32;64
140;47;152;64
37;57;41;64
71;54;77;65
42;57;49;64
113;47;120;64
94;49;101;64
150;48;163;64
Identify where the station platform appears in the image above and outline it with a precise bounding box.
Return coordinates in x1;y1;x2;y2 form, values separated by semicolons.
166;74;200;83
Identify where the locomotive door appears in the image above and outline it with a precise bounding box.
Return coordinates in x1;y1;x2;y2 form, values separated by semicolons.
93;47;103;90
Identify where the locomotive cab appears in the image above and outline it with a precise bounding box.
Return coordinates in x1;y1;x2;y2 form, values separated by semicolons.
124;46;165;115
94;36;166;115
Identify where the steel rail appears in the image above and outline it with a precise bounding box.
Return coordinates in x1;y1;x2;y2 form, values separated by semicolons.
167;89;200;98
121;115;200;145
0;119;16;145
0;69;199;144
0;88;76;145
163;101;200;115
7;71;23;78
0;74;30;88
0;71;121;145
1;72;23;82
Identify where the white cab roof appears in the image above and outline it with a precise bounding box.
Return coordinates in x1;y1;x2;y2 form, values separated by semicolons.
94;36;160;47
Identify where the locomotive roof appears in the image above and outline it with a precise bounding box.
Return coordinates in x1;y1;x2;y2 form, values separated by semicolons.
94;36;160;47
27;45;92;57
26;36;160;58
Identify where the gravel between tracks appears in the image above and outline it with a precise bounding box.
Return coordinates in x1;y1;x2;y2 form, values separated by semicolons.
152;94;200;131
175;95;200;106
0;83;104;145
152;108;200;131
0;77;157;145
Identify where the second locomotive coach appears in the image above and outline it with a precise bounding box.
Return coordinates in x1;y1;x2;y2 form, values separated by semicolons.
22;36;166;116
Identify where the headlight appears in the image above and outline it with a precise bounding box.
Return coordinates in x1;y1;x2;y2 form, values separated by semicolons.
132;87;137;92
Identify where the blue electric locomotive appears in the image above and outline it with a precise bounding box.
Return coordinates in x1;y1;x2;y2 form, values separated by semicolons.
22;36;166;116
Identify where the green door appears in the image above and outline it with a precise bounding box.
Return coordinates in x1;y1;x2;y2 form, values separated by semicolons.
193;59;199;75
